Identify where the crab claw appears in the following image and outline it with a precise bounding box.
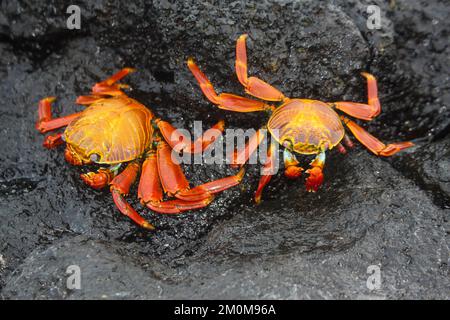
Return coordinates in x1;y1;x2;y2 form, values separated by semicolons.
305;166;323;192
285;166;303;179
81;169;114;190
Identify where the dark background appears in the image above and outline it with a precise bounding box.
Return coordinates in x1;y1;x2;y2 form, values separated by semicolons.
0;0;448;299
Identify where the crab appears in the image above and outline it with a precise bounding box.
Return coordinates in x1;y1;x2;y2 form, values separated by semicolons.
187;34;414;203
36;68;245;230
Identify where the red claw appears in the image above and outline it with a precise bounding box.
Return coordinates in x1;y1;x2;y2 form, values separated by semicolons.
285;165;303;179
305;167;323;192
81;170;113;190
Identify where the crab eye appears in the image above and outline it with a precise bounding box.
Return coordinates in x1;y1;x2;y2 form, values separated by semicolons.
90;153;100;163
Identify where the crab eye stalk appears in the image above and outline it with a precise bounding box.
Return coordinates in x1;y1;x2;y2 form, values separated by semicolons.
90;153;101;163
282;139;294;150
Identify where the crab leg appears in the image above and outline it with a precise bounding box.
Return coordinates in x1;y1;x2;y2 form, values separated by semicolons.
255;143;277;204
36;97;82;133
138;152;163;204
146;197;214;214
175;167;246;201
187;58;273;112
333;73;381;121
91;68;135;96
160;168;246;204
139;151;213;214
156;119;225;154
337;134;354;154
76;95;104;105
336;143;347;154
156;140;192;195
235;34;286;102
190;167;246;194
305;151;326;192
140;149;207;213
341;117;414;156
110;161;155;230
155;140;246;205
43;133;64;149
37;97;55;124
343;134;354;148
102;68;135;86
147;168;245;214
76;68;136;103
145;167;244;214
156;140;212;201
283;149;303;179
231;128;266;167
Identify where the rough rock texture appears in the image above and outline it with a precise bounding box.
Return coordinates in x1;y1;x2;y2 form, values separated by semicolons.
0;0;449;299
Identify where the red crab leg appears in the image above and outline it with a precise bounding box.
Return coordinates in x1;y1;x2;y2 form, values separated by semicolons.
343;134;354;148
138;152;213;213
139;152;216;214
76;95;104;105
333;73;381;121
156;119;225;154
305;151;326;192
138;152;163;205
146;197;214;214
38;97;54;123
36;97;82;133
43;133;64;149
283;149;303;179
156;140;245;202
156;140;212;201
187;58;273;112
231;128;266;167
336;143;347;154
193;167;245;194
110;161;155;230
175;167;246;201
336;135;354;154
342;117;414;156
102;68;136;86
77;68;136;103
235;34;285;102
91;68;136;96
156;140;190;196
255;143;277;204
89;88;124;97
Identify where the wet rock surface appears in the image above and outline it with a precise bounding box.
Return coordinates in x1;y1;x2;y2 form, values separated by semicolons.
0;0;449;299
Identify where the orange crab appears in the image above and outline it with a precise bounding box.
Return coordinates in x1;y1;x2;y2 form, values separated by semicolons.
36;68;244;230
187;34;414;203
